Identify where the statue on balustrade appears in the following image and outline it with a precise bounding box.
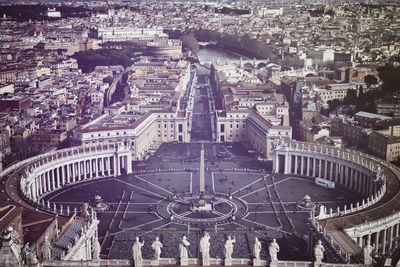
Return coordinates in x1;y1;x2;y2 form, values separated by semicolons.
363;243;375;265
253;237;262;260
224;235;236;259
269;239;279;263
314;240;325;263
132;236;144;267
92;235;101;261
200;232;210;262
41;233;52;261
151;236;163;261
179;236;191;261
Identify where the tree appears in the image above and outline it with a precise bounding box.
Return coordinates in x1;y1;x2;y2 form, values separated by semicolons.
343;89;357;105
364;74;378;88
377;65;400;94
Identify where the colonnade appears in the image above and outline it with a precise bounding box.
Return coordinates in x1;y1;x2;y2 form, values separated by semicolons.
273;152;376;197
347;208;400;255
20;143;133;203
271;140;399;257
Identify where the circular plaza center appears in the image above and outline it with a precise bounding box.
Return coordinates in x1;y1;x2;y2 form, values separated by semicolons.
41;142;361;261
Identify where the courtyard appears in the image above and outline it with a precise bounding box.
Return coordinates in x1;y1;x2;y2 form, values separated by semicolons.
42;142;361;261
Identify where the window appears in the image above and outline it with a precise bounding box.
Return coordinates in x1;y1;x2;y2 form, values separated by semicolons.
178;124;183;133
220;124;225;132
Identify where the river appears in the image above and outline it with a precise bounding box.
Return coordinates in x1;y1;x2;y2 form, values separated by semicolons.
197;47;249;64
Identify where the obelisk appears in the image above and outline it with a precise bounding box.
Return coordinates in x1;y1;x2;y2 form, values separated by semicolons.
200;144;205;193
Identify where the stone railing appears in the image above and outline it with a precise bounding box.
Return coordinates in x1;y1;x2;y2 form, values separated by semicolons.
344;209;400;237
316;182;386;220
275;140;388;220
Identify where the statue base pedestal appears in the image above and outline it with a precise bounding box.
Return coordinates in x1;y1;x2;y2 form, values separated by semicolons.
202;257;210;266
225;258;232;266
134;260;143;267
270;261;278;267
314;261;324;267
253;259;263;266
151;260;159;266
180;258;188;266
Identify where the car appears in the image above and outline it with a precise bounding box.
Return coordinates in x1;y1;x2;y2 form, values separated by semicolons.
216;151;228;158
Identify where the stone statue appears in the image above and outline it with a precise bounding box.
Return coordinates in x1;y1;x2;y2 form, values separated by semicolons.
41;233;52;261
132;237;144;267
269;239;279;262
224;236;236;259
92;235;101;261
179;236;190;260
253;237;262;260
151;236;163;260
314;240;325;263
318;205;327;219
26;250;39;265
200;232;210;260
363;243;375;265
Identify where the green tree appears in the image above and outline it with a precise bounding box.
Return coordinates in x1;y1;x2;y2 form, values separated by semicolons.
364;74;378;88
377;65;400;94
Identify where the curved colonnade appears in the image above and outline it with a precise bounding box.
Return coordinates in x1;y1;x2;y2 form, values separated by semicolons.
3;143;132;215
1;140;400;263
273;140;400;257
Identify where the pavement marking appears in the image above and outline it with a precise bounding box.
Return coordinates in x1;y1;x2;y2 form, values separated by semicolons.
241;218;291;234
109;218;165;234
190;172;193;194
267;177;293;188
115;179;165;199
231;177;264;195
138;222;173;237
47;179;114;201
98;211;157;214
239;187;266;199
135;175;174;195
211;172;215;193
248;211;309;214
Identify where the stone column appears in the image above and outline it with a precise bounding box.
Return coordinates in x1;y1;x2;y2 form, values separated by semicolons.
30;184;34;200
83;160;87;179
46;171;50;192
89;159;93;178
71;162;76;183
105;157;110;176
367;234;371;248
329;162;334;181
294;155;298;175
62;165;66;186
335;163;340;183
32;182;37;201
66;164;70;184
127;154;132;174
78;161;82;181
100;158;104;176
312;157;316;177
382;228;387;253
388;226;393;251
52;169;57;189
375;231;380;253
38;175;43;196
117;156;121;176
113;156;117;177
284;154;290;174
324;160;328;179
307;157;311;176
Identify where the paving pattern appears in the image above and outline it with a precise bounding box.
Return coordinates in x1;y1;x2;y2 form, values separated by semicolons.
42;142;361;261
